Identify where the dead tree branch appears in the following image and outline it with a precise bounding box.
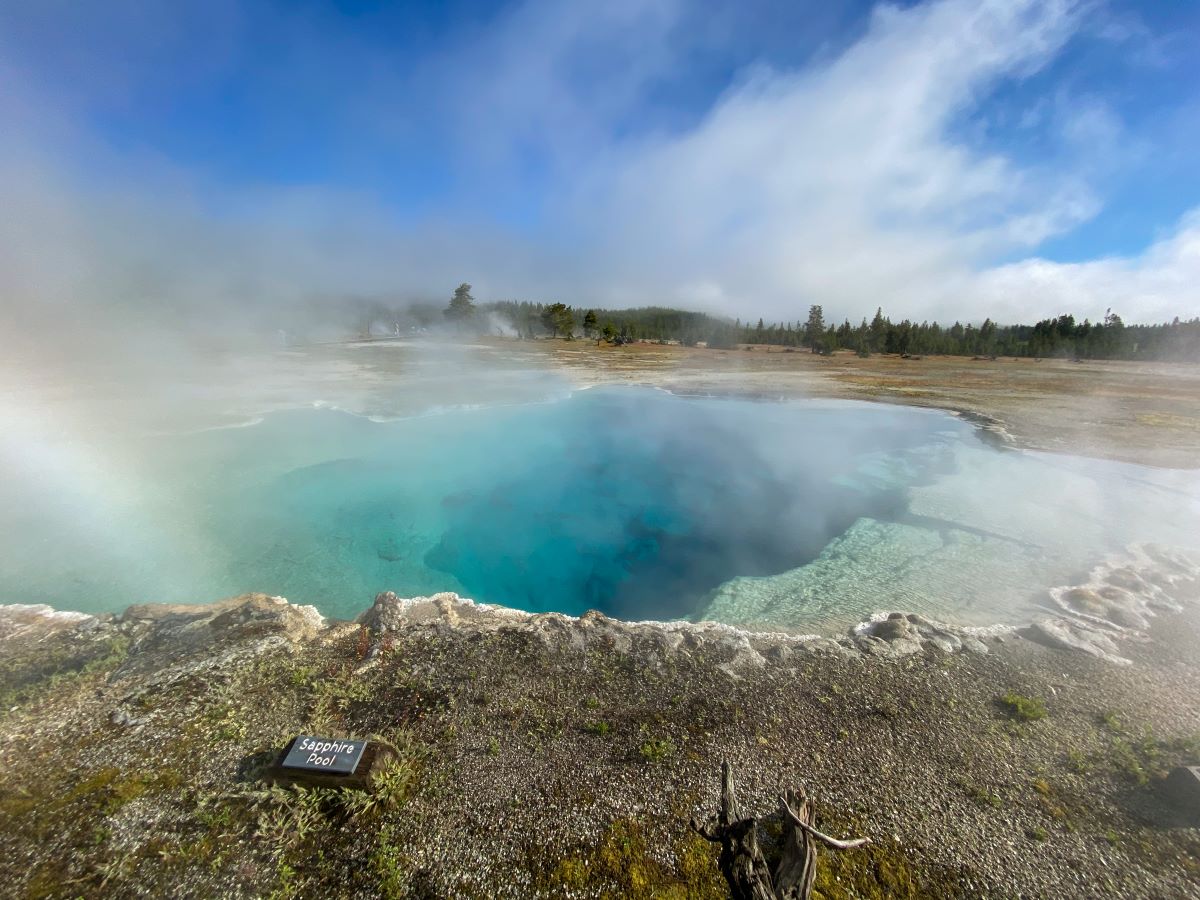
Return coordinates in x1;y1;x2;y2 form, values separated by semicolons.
779;796;872;850
691;761;870;900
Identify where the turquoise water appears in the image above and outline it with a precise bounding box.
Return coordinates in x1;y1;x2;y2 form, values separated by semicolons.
2;386;1197;630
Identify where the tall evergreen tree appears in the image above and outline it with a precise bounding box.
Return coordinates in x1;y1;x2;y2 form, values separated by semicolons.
541;302;570;338
868;307;887;352
444;283;476;323
804;305;825;352
559;306;577;340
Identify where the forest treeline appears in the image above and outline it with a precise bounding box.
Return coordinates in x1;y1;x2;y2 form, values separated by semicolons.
348;286;1200;361
485;298;1200;361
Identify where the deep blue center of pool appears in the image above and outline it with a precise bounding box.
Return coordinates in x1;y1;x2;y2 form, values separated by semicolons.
422;410;915;621
188;388;957;620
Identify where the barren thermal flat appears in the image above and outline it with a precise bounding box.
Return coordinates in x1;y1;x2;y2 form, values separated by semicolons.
497;339;1200;469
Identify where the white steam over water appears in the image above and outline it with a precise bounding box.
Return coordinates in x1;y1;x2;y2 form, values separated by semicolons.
1;340;1197;634
703;443;1200;631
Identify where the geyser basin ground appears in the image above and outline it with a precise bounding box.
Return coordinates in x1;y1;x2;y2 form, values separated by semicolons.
3;386;1197;630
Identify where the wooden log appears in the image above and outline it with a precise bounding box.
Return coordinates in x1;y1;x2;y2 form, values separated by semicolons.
691;761;776;900
773;788;816;899
691;761;870;900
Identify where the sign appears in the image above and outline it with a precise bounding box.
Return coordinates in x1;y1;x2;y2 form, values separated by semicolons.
281;735;367;775
1165;766;1200;814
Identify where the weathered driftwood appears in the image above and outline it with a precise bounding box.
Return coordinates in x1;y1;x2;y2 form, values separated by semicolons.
691;761;870;900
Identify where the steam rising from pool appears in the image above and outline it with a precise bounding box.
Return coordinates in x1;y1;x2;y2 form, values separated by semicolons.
1;385;1197;631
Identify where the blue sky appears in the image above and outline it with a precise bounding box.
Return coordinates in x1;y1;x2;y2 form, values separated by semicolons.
1;0;1198;328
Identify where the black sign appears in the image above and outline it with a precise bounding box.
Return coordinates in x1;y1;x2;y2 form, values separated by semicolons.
282;735;367;775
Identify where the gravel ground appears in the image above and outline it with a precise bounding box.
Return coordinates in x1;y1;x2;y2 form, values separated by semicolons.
1;588;1198;899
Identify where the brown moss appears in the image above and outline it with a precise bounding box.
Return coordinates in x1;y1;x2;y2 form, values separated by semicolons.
24;861;67;900
804;808;971;900
542;818;724;899
813;841;967;899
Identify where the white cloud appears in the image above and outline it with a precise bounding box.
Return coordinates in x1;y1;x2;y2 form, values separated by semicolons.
517;0;1198;325
968;209;1200;324
553;0;1104;320
1;0;1197;340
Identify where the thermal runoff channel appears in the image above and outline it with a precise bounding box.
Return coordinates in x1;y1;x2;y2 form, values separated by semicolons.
2;387;1197;631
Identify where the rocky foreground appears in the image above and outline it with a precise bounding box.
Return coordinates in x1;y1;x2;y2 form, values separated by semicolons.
2;571;1200;898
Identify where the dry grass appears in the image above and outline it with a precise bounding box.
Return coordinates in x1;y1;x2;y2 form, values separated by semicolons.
502;338;1200;468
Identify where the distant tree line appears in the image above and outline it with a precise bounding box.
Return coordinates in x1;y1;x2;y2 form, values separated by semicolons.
485;300;1200;362
341;287;1198;363
752;307;1200;361
486;301;726;345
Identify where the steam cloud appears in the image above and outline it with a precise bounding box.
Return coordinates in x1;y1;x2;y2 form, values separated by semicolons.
2;0;1198;375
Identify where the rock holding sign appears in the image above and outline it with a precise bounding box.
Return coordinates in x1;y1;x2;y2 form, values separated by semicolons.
266;734;390;790
283;736;367;775
1162;766;1200;823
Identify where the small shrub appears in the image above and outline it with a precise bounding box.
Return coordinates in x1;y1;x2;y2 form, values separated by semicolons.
961;781;1003;808
255;786;329;850
1066;749;1090;774
371;824;410;899
1094;723;1198;784
342;732;424;819
875;697;901;720
1107;738;1149;785
638;737;675;763
997;693;1047;722
289;666;317;687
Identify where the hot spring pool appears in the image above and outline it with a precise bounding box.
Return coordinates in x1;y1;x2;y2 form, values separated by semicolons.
3;386;1197;631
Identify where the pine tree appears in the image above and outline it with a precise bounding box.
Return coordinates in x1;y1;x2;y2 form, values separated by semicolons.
541;302;570;338
804;305;825;352
869;307;887;352
445;283;476;323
